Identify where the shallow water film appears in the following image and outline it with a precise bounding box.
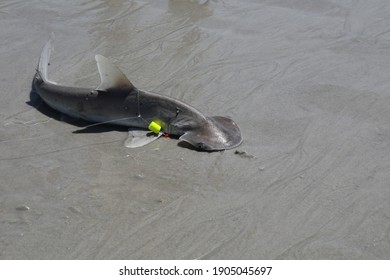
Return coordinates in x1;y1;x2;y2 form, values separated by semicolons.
1;0;390;259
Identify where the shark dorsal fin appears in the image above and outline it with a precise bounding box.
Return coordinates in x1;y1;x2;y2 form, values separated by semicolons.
95;54;134;92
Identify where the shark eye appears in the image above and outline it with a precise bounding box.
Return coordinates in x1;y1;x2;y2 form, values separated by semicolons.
197;143;207;150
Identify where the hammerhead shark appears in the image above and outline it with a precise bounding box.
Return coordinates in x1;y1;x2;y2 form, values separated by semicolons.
33;35;243;151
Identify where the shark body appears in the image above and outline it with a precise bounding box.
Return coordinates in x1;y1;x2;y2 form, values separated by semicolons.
34;35;243;151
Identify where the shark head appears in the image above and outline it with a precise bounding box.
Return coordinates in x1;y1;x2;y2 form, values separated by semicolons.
179;116;243;151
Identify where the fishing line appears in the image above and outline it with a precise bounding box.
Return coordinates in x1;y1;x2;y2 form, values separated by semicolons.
80;116;148;129
81;88;151;129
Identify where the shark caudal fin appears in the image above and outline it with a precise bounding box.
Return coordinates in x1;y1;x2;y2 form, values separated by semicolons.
36;33;55;83
95;54;135;92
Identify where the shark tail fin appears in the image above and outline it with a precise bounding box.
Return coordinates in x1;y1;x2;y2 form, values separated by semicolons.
36;33;55;83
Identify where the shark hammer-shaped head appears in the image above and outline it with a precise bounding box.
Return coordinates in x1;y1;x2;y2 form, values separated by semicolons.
179;116;243;151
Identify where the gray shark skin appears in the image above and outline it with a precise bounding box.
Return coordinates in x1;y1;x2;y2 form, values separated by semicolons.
33;35;243;151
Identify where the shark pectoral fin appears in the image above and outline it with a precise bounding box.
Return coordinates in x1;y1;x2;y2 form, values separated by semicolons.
124;130;163;148
95;54;135;92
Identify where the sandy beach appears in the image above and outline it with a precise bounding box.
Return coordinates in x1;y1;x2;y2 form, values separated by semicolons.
1;0;390;259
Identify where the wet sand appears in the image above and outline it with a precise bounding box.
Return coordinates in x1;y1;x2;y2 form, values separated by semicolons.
1;0;390;259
